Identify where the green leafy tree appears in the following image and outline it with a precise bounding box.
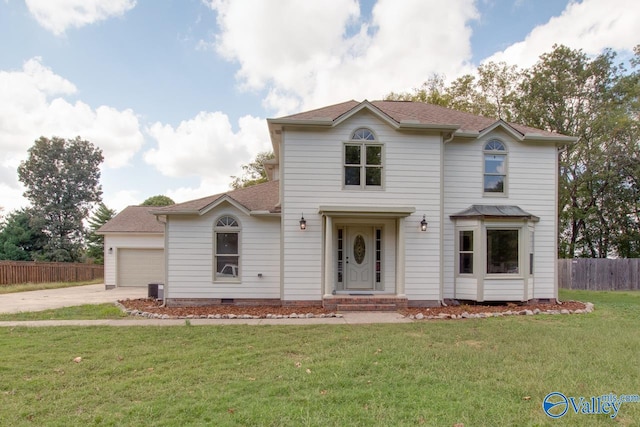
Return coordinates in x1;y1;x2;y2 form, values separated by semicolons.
0;208;47;261
515;45;639;258
86;203;116;264
386;44;640;258
230;151;276;189
386;74;451;107
141;195;175;206
17;136;103;262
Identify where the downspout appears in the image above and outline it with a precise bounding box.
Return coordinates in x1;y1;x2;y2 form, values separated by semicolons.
155;215;168;307
440;132;455;306
555;144;568;304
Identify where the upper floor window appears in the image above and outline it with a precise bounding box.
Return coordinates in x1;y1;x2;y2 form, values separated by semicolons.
344;128;383;189
483;140;507;194
213;215;240;281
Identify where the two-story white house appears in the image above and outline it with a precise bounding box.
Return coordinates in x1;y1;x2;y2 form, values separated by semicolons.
146;100;575;309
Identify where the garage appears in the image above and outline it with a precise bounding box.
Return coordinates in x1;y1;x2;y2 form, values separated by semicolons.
117;248;165;287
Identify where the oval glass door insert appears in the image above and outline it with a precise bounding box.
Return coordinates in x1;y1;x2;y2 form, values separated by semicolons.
354;234;366;264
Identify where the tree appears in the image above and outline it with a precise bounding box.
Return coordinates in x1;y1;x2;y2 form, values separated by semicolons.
17;136;103;262
141;195;175;206
386;74;451;107
515;45;639;258
86;203;116;264
385;44;640;258
230;151;276;189
0;208;47;261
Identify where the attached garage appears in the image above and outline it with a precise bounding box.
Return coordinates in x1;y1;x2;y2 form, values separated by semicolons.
117;248;165;287
97;206;165;289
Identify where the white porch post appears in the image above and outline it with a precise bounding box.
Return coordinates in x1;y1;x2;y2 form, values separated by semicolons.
396;217;406;297
323;215;333;297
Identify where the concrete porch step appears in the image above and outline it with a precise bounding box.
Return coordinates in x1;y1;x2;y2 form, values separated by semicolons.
336;303;399;312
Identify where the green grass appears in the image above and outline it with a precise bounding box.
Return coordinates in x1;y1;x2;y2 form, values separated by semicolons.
0;290;639;426
0;304;127;321
0;279;103;294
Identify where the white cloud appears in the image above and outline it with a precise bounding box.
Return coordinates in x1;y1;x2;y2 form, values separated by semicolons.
483;0;640;68
103;189;142;212
144;112;271;200
0;58;145;212
25;0;136;35
205;0;478;115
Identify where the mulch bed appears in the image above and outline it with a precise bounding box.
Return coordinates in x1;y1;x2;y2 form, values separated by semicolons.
118;298;587;319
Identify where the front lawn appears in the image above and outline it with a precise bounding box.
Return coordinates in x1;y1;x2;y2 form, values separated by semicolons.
0;290;638;426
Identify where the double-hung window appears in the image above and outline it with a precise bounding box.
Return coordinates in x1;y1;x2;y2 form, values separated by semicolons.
458;230;474;274
483;140;507;194
214;215;240;281
344;128;383;189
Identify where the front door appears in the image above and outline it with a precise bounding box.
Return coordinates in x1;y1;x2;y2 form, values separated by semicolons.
345;226;374;290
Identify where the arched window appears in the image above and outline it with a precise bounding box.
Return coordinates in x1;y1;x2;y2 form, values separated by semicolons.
344;128;383;189
483;139;507;194
351;128;376;140
213;215;240;281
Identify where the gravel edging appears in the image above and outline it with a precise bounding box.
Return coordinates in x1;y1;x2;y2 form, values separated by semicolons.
407;301;594;320
115;301;593;321
114;301;343;320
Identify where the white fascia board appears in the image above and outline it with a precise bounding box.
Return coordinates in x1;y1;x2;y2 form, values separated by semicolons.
199;196;251;216
478;120;525;140
318;205;416;217
522;134;578;145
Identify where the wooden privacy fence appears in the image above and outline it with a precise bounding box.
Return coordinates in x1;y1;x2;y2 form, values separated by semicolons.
558;258;640;291
0;261;104;285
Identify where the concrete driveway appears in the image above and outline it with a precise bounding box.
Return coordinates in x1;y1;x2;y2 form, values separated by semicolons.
0;284;146;314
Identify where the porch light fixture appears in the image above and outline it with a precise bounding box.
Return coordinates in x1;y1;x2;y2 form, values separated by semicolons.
420;215;428;232
108;247;113;254
299;214;307;230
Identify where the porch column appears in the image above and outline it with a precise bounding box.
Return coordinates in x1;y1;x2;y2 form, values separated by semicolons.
396;217;406;297
323;215;333;297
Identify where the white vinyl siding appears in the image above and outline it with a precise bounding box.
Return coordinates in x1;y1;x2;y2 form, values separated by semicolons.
165;205;280;300
444;128;558;300
281;110;441;301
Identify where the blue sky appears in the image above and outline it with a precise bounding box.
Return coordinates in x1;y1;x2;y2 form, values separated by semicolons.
0;0;637;215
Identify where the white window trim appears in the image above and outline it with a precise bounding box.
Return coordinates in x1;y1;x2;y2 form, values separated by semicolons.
482;139;508;197
343;128;384;190
456;228;476;277
213;215;241;283
484;225;522;278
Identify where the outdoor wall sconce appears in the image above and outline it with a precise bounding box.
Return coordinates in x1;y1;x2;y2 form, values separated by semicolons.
420;215;428;232
108;247;113;254
299;214;307;230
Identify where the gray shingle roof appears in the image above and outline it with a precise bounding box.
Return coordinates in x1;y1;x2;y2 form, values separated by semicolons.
97;206;164;234
278;100;569;138
153;180;280;215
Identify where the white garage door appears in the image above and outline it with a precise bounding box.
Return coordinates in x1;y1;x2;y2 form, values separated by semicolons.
118;249;165;287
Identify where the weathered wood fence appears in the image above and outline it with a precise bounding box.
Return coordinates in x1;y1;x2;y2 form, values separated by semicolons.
0;261;104;285
558;258;640;290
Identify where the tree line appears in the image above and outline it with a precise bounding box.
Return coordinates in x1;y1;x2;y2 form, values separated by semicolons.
387;44;640;258
0;136;174;264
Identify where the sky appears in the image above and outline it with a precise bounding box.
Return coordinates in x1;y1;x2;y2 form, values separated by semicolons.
0;0;638;215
